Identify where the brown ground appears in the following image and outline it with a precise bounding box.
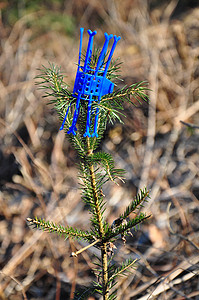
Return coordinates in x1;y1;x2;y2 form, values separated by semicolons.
0;1;199;299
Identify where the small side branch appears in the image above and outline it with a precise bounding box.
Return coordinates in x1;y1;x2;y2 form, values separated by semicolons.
70;239;100;257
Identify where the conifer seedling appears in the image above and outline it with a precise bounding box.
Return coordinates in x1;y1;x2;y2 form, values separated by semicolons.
27;28;151;300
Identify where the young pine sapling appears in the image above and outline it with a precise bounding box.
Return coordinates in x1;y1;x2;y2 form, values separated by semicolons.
27;28;151;300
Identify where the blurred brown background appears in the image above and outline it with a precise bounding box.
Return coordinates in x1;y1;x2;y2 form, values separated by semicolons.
0;0;199;299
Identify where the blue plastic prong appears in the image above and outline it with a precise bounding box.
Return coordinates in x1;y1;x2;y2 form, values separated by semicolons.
83;30;97;72
84;95;92;137
94;33;113;77
104;35;121;76
67;94;81;135
78;28;84;67
91;106;99;137
60;104;71;130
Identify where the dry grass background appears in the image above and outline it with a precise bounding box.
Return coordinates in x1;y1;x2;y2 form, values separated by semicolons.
0;0;199;299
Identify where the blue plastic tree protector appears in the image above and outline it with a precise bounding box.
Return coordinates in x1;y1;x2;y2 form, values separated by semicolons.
60;28;121;137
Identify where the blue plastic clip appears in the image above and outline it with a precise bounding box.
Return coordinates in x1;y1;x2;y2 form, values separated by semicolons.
60;28;121;137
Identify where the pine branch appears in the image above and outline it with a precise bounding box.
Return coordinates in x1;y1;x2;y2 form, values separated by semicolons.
89;81;149;127
104;213;150;242
121;187;150;220
27;217;94;243
87;152;125;184
104;81;150;105
109;258;138;282
36;63;69;101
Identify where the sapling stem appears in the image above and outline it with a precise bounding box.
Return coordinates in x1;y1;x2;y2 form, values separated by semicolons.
87;136;109;299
